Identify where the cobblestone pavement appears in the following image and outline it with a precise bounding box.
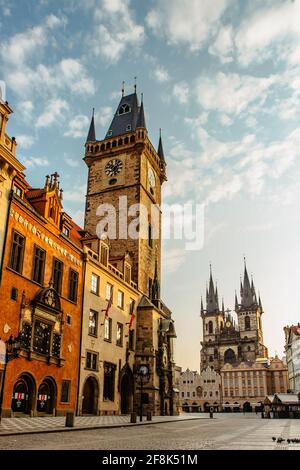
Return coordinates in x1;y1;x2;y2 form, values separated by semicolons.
0;413;207;435
0;414;300;450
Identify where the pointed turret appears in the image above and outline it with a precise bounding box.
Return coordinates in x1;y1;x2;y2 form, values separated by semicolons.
86;108;96;142
240;259;258;308
206;266;219;313
235;291;239;311
157;129;166;164
258;293;263;312
136;94;146;128
151;260;160;301
201;296;204;316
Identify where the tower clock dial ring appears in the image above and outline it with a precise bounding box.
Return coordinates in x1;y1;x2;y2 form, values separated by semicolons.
148;167;156;188
105;159;123;177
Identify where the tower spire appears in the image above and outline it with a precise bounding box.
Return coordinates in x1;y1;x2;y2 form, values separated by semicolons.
122;81;125;97
206;265;219;313
157;128;166;164
240;259;257;308
86;108;96;142
136;93;146;128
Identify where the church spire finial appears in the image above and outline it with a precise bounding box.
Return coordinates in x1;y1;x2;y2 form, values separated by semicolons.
86;108;96;142
157;128;166;164
122;80;125;97
134;76;137;93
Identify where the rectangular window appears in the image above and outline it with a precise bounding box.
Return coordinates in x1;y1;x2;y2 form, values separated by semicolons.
86;351;98;370
187;391;190;397
9;231;25;274
61;380;71;403
13;185;23;198
103;363;116;401
91;273;99;294
33;321;51;355
129;329;134;350
129;298;135;314
68;269;78;302
62;227;70;237
52;258;63;294
116;323;123;347
32;245;46;285
88;310;98;336
106;283;113;301
117;290;124;309
104;317;112;342
181;392;184;398
100;245;108;266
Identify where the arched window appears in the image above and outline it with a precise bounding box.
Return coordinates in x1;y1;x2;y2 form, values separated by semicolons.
245;316;251;330
224;348;236;364
208;321;213;334
118;104;131;115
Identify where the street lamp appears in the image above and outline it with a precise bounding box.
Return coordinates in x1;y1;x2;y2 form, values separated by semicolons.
136;364;150;422
0;334;22;423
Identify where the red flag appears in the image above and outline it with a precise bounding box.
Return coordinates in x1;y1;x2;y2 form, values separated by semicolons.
128;300;136;330
129;313;135;330
102;286;113;318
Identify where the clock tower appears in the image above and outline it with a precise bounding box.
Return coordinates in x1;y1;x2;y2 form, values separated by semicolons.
84;92;166;296
83;88;178;416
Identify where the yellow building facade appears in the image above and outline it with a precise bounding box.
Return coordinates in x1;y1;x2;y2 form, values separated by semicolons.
78;236;140;415
0;98;25;283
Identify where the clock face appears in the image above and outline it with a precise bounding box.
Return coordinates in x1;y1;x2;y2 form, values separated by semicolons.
105;159;123;177
226;321;231;328
148;167;156;188
139;365;149;376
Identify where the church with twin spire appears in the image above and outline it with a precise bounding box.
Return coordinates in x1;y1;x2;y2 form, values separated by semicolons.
200;261;268;373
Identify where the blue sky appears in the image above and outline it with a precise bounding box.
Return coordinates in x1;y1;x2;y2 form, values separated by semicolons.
1;0;300;370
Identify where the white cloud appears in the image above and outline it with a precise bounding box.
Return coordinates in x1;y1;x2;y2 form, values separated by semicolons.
90;0;145;63
209;25;234;63
219;113;233;127
153;66;170;83
64;153;80;168
173;81;189;104
196;72;276;116
162;246;187;274
235;1;300;66
16;134;35;149
146;0;229;52
18;100;34;120
0;15;66;67
96;106;113;127
63;184;86;202
36;99;69;128
22;156;49;168
64;114;89;138
6;59;95;98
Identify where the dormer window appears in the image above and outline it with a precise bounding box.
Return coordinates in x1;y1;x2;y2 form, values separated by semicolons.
126;124;131;131
118;104;131;115
13;185;23;198
107;130;113;137
62;227;70;237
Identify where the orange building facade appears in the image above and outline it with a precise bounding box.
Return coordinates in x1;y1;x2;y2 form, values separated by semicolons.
0;172;83;417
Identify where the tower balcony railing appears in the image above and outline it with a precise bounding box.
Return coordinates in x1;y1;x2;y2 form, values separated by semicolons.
85;130;163;170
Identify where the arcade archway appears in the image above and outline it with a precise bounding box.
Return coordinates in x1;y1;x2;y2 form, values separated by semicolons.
11;373;36;415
